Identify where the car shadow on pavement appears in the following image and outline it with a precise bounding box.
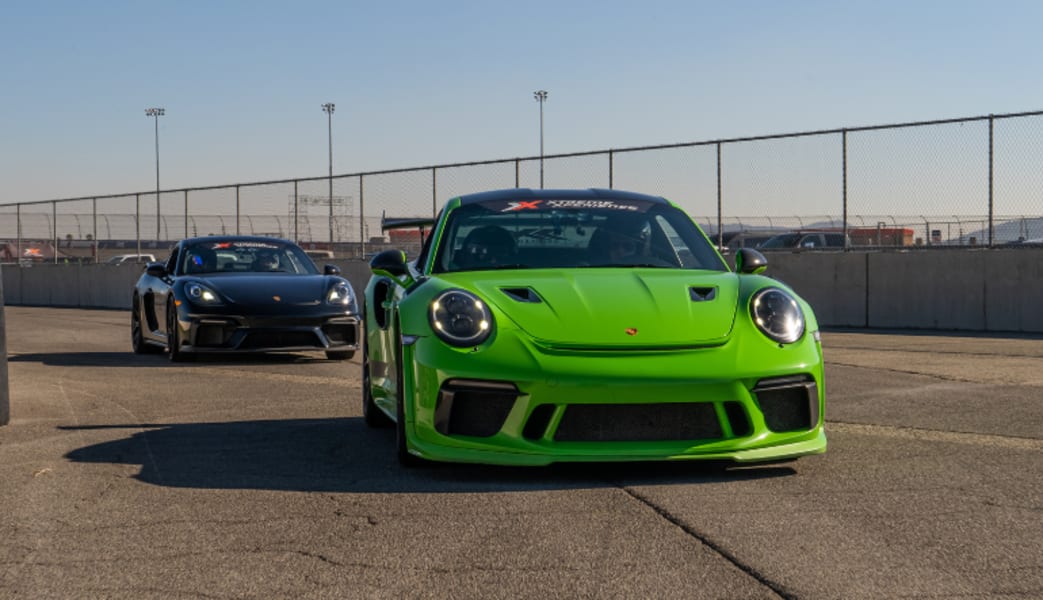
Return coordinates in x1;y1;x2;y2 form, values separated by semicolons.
61;418;795;494
9;351;342;367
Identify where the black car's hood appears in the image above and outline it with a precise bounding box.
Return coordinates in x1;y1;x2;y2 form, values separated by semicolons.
194;274;331;306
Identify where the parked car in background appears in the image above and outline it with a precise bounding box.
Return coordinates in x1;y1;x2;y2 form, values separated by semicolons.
304;249;335;261
362;188;826;467
760;231;848;250
719;231;779;254
131;236;360;362
106;253;156;266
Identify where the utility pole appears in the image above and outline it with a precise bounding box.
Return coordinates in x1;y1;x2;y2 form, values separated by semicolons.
322;102;335;247
533;91;548;189
145;107;165;244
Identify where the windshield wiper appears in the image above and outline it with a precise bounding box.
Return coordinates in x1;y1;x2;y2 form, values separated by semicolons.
459;263;531;272
587;263;673;269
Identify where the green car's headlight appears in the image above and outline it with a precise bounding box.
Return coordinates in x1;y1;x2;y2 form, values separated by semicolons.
186;282;222;305
750;288;804;344
430;289;493;347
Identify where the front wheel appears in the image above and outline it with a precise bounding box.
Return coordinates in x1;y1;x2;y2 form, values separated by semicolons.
393;322;423;467
166;300;193;363
362;336;391;428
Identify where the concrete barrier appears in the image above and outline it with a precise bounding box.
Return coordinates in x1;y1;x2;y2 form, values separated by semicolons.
2;249;1042;334
767;252;868;328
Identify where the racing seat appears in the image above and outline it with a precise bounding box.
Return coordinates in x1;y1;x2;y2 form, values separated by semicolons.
456;226;516;268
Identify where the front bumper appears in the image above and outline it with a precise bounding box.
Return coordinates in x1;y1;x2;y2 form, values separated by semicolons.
392;331;827;466
177;310;360;354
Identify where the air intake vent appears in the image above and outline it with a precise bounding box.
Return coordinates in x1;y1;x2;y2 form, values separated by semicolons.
689;287;717;302
501;287;542;303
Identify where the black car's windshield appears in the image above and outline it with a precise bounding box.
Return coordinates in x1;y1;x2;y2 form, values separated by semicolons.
180;240;319;275
431;197;727;273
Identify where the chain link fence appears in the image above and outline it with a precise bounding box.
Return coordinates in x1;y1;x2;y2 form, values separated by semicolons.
3;110;1042;264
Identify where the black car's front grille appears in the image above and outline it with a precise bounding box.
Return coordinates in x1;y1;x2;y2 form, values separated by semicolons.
194;321;237;347
753;376;818;432
239;330;322;350
434;380;519;438
554;403;723;442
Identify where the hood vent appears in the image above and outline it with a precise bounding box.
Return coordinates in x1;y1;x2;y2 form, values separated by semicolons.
689;286;717;302
501;287;543;303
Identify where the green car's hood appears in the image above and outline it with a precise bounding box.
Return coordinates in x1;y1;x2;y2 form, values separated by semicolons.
464;269;739;347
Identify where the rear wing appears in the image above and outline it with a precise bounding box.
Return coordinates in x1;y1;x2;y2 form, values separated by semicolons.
380;215;436;231
381;212;436;249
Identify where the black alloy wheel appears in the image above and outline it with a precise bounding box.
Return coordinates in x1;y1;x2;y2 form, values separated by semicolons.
393;318;422;467
166;299;192;363
362;331;391;428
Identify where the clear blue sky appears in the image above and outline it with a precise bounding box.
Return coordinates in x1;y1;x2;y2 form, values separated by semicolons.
2;0;1041;204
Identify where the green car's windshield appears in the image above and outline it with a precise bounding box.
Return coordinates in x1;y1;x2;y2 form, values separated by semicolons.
431;198;727;273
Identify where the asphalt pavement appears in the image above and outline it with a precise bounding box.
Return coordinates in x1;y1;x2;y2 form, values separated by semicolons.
0;307;1040;599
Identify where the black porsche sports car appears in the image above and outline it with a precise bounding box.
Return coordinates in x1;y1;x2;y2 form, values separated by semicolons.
131;236;360;362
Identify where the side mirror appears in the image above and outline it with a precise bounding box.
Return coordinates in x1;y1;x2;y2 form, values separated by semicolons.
735;248;768;275
145;262;167;278
324;264;341;276
369;249;409;278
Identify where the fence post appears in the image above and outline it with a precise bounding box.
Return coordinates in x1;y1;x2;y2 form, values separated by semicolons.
988;114;994;247
92;198;98;263
52;201;58;265
135;193;142;259
432;167;438;218
608;150;614;190
184;190;189;239
293;181;299;243
359;175;366;259
0;266;9;426
842;129;849;250
715;142;722;249
16;205;21;266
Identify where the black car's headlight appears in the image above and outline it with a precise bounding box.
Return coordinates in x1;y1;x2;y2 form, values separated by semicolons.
430;289;493;347
750;288;804;344
185;282;222;305
326;281;354;307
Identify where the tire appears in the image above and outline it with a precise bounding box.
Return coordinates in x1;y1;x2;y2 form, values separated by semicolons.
131;296;162;354
362;335;391;428
393;321;423;467
325;350;355;361
166;300;192;363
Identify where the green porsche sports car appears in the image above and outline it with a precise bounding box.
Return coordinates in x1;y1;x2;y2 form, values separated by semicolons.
362;188;826;466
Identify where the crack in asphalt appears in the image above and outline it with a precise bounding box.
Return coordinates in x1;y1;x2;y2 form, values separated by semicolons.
824;360;992;384
827;421;1043;451
619;486;794;600
825;345;1043;360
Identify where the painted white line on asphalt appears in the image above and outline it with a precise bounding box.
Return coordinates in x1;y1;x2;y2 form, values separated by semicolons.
829;421;1043;451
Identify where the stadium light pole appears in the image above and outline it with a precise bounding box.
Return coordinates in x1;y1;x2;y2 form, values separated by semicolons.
533;90;548;189
322;102;335;247
145;107;165;244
